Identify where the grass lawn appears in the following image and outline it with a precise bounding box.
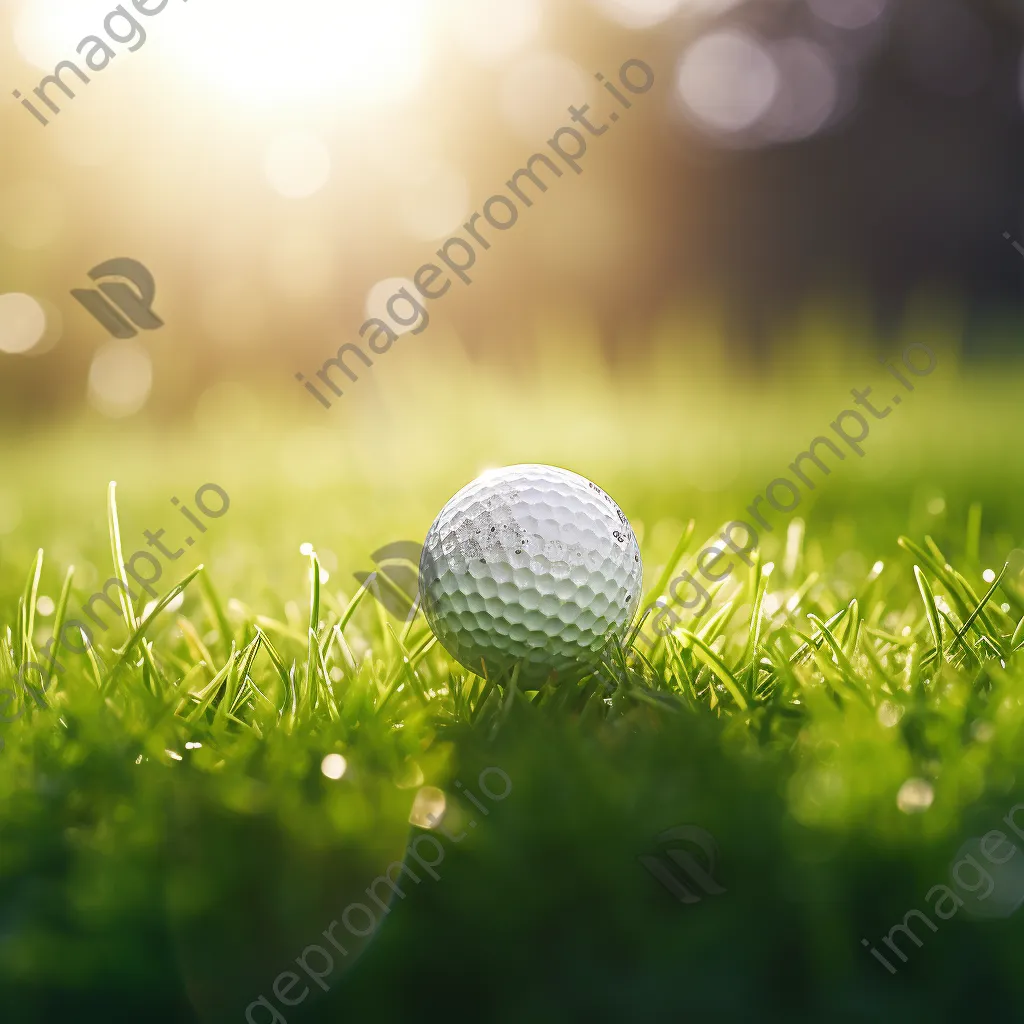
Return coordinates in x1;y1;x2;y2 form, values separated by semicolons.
1;345;1023;1023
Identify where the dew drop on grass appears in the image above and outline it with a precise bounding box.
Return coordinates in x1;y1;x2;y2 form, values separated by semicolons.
897;777;934;814
321;753;347;780
409;786;446;828
877;700;903;728
971;721;995;743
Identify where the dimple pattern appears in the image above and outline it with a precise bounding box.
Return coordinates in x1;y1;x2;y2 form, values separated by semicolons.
419;465;643;682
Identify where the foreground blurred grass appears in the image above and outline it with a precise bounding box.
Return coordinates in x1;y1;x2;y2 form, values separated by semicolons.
1;325;1023;1022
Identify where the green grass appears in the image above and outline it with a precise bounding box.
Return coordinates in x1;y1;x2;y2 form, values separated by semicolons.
2;351;1024;1023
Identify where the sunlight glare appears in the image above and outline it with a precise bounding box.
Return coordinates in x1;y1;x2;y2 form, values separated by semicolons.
14;0;112;70
168;0;431;110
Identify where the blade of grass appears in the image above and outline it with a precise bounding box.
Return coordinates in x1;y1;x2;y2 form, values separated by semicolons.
948;563;1009;658
305;553;322;709
106;482;138;632
103;565;204;692
44;566;75;692
227;634;263;717
790;607;849;666
842;599;860;657
807;612;872;707
19;549;43;669
1011;615;1024;655
678;629;748;711
913;566;943;664
740;567;771;698
185;648;238;722
898;537;972;620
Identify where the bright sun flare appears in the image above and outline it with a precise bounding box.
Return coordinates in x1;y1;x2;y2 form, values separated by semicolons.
15;0;431;111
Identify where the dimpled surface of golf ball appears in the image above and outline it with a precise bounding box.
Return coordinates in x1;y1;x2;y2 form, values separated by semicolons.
419;464;643;681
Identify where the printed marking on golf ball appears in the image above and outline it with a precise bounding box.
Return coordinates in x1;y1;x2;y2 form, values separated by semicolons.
419;464;643;682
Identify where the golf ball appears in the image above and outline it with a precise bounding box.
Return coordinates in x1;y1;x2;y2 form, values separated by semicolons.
419;464;643;682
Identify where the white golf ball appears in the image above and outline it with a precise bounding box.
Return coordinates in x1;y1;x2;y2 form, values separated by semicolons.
419;464;643;682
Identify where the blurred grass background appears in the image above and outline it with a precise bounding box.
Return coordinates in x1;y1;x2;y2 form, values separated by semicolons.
1;315;1022;1022
2;0;1024;1021
1;299;1020;611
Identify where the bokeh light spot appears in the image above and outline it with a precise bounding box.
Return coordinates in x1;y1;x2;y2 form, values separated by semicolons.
365;278;421;336
676;31;779;135
321;753;348;780
409;785;446;828
87;340;153;418
0;293;47;354
897;777;934;814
